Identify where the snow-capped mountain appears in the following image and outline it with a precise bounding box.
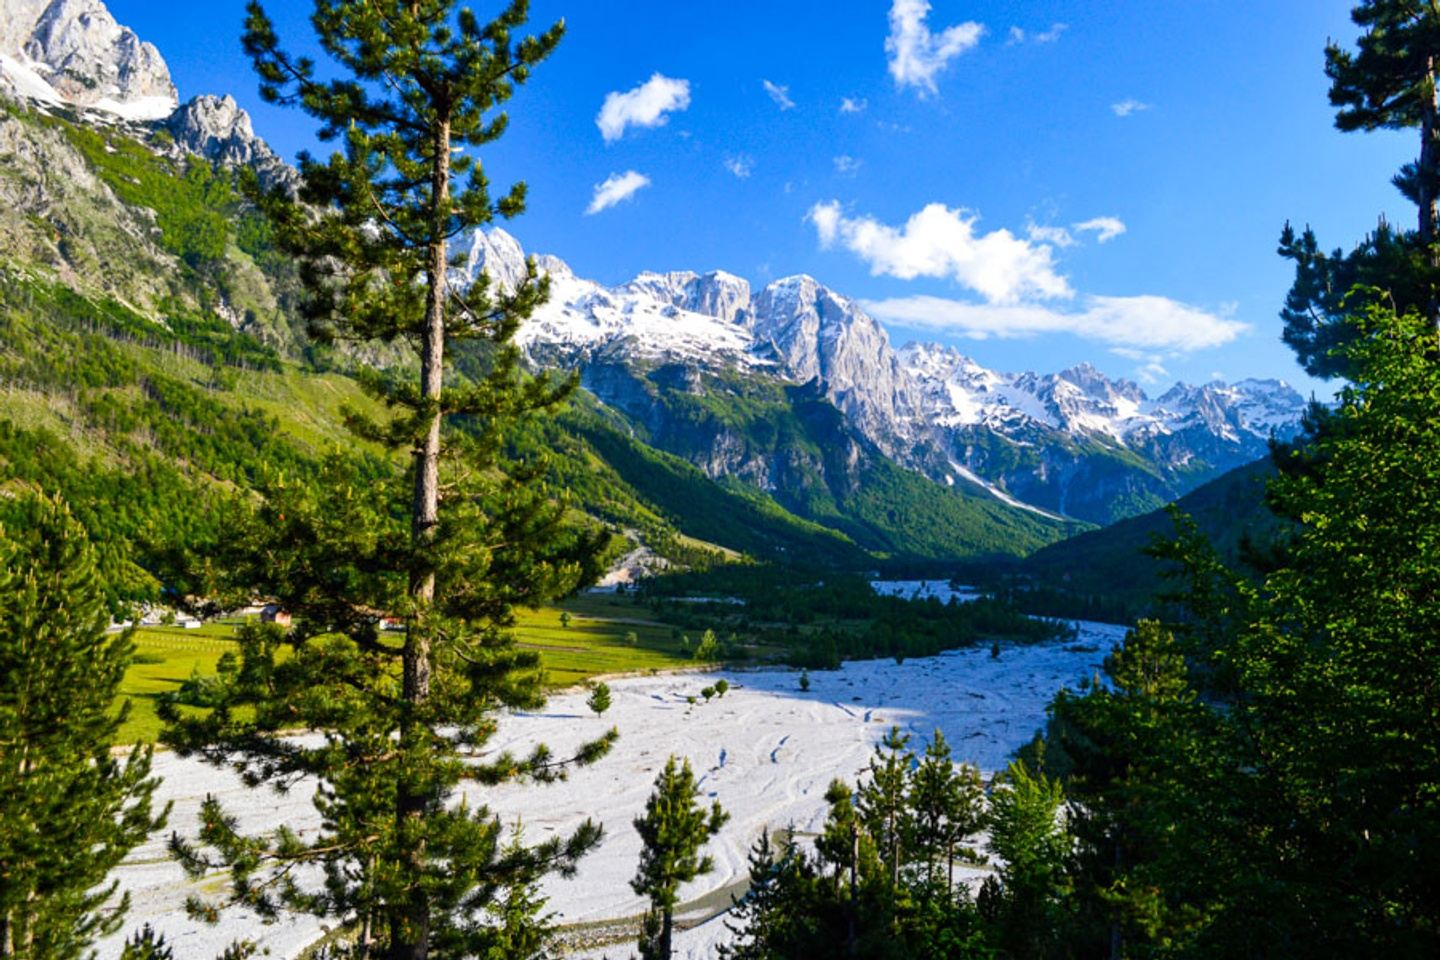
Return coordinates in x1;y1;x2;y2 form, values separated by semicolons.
465;228;766;371
0;0;292;188
0;0;176;121
899;343;1300;451
460;229;1306;524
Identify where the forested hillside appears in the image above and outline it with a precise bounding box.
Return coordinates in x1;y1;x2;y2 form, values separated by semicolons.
0;95;1081;603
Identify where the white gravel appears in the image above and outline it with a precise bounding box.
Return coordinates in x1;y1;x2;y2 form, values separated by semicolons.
97;619;1125;958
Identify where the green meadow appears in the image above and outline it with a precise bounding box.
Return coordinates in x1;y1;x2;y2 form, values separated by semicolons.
114;593;695;744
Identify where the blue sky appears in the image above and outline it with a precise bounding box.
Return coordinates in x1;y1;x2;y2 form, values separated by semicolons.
110;1;1415;396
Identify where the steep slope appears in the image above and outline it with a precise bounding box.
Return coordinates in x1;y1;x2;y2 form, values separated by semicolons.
1017;457;1286;618
567;362;1083;560
900;343;1303;523
0;102;987;582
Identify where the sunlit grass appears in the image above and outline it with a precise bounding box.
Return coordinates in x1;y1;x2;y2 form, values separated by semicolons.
114;595;697;744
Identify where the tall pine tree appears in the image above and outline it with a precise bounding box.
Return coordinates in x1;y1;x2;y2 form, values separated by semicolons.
631;756;729;960
0;494;164;960
1327;0;1440;241
162;3;614;958
1282;1;1440;376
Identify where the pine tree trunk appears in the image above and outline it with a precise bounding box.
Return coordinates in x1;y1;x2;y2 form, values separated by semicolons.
392;114;452;960
660;906;673;960
1424;58;1438;246
1425;56;1440;336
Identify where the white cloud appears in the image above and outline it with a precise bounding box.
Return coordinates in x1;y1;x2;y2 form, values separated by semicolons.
1136;359;1170;384
886;0;984;97
762;79;795;110
840;96;868;114
1110;348;1170;384
1111;98;1150;117
863;294;1248;352
1026;223;1076;248
833;155;862;176
586;171;651;214
1008;23;1067;45
808;200;1072;304
724;155;754;179
596;74;691;143
1074;216;1127;243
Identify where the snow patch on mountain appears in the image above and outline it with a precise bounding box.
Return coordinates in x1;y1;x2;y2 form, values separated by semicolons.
454;228;1307;522
0;0;177;120
947;459;1065;520
457;229;763;369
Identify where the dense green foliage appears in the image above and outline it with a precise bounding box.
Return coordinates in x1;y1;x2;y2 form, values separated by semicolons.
609;368;1082;561
160;4;625;959
732;12;1440;958
1281;0;1440;378
722;732;1066;959
1013;459;1283;623
0;267;366;603
562;406;870;568
642;565;1064;666
0;496;163;959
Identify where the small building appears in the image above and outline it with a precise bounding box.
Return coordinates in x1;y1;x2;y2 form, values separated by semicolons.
260;604;292;627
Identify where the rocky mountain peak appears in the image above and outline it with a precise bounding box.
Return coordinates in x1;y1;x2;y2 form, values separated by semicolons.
458;227;530;294
166;94;293;190
1058;361;1144;404
1;0;177;120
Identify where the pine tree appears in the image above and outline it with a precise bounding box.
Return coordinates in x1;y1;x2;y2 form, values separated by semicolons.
905;730;983;892
586;682;612;717
1327;0;1440;241
0;495;164;960
720;830;821;960
119;926;173;960
855;727;913;891
476;826;555;960
1282;1;1440;376
162;4;614;958
978;760;1071;960
631;756;730;959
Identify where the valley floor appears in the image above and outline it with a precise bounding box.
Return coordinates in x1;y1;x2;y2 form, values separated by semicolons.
96;620;1125;959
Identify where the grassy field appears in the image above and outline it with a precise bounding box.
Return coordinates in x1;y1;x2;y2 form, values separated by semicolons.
114;594;697;744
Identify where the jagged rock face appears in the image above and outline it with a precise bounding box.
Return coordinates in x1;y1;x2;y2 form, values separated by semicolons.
0;108;177;308
750;275;922;454
459;226;529;294
451;229;1308;525
900;342;1306;523
0;0;51;54
1;0;177;120
165;94;294;190
622;270;752;325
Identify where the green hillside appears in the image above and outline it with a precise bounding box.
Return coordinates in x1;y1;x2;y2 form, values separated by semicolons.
591;368;1087;561
1014;457;1285;620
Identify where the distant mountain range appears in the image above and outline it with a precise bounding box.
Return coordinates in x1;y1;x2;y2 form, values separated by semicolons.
464;230;1306;524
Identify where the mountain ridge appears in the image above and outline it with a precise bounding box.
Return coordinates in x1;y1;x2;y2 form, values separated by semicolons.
465;228;1305;524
